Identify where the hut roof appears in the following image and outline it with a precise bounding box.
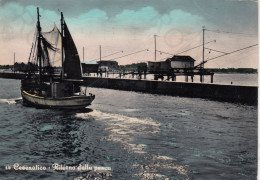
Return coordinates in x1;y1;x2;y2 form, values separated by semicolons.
168;55;196;62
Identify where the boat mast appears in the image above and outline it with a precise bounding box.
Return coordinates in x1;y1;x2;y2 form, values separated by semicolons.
202;26;205;82
99;45;101;62
37;7;42;82
154;34;157;61
61;12;64;81
99;45;101;71
83;47;85;62
202;26;205;69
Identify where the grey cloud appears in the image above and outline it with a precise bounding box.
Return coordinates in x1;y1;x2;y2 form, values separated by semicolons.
0;0;257;33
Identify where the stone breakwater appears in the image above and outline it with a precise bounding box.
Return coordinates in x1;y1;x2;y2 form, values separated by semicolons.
83;77;257;105
0;72;257;105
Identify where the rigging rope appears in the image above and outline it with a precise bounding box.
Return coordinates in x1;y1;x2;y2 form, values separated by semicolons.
157;40;216;61
93;50;123;61
111;49;149;61
195;44;258;68
206;44;258;62
205;29;257;36
204;48;227;54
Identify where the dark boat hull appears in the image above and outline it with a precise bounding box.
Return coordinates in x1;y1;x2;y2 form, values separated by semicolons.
21;90;95;109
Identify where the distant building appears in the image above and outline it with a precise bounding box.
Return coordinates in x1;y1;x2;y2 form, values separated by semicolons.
147;61;171;73
14;62;38;72
81;60;119;73
167;55;195;69
81;60;99;73
14;62;26;72
148;55;196;73
98;60;118;71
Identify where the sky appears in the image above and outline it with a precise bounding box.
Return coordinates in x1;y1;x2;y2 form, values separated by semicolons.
0;0;258;68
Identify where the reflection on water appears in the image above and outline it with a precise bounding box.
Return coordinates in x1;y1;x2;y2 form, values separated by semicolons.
0;78;257;179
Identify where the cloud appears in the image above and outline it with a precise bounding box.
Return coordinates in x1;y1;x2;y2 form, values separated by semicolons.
230;0;257;1
113;7;158;25
66;9;108;29
0;0;256;34
0;1;257;67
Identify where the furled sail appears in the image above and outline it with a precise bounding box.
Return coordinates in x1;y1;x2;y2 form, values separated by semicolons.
63;21;82;79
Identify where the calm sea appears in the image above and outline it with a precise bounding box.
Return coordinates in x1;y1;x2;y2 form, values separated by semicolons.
0;75;257;180
129;73;258;86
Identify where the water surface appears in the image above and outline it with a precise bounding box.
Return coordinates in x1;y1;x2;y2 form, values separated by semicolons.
0;78;257;179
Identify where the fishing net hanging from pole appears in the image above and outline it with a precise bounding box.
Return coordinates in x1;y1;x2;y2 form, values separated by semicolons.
42;25;62;68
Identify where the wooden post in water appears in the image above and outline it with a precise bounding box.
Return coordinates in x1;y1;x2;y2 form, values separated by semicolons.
172;75;176;81
211;74;214;83
185;75;188;82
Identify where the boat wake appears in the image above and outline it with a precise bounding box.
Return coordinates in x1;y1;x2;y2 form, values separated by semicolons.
0;97;22;105
75;110;190;179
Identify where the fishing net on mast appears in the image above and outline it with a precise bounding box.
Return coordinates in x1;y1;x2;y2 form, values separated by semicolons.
28;25;62;74
41;25;62;68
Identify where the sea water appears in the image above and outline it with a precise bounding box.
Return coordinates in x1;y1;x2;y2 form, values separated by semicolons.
0;77;257;179
112;73;258;86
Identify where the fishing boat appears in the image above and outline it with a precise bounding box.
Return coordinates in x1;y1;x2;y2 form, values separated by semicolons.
21;8;95;109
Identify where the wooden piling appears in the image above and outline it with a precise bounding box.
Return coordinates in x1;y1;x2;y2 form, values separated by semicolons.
185;75;188;82
211;74;214;83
